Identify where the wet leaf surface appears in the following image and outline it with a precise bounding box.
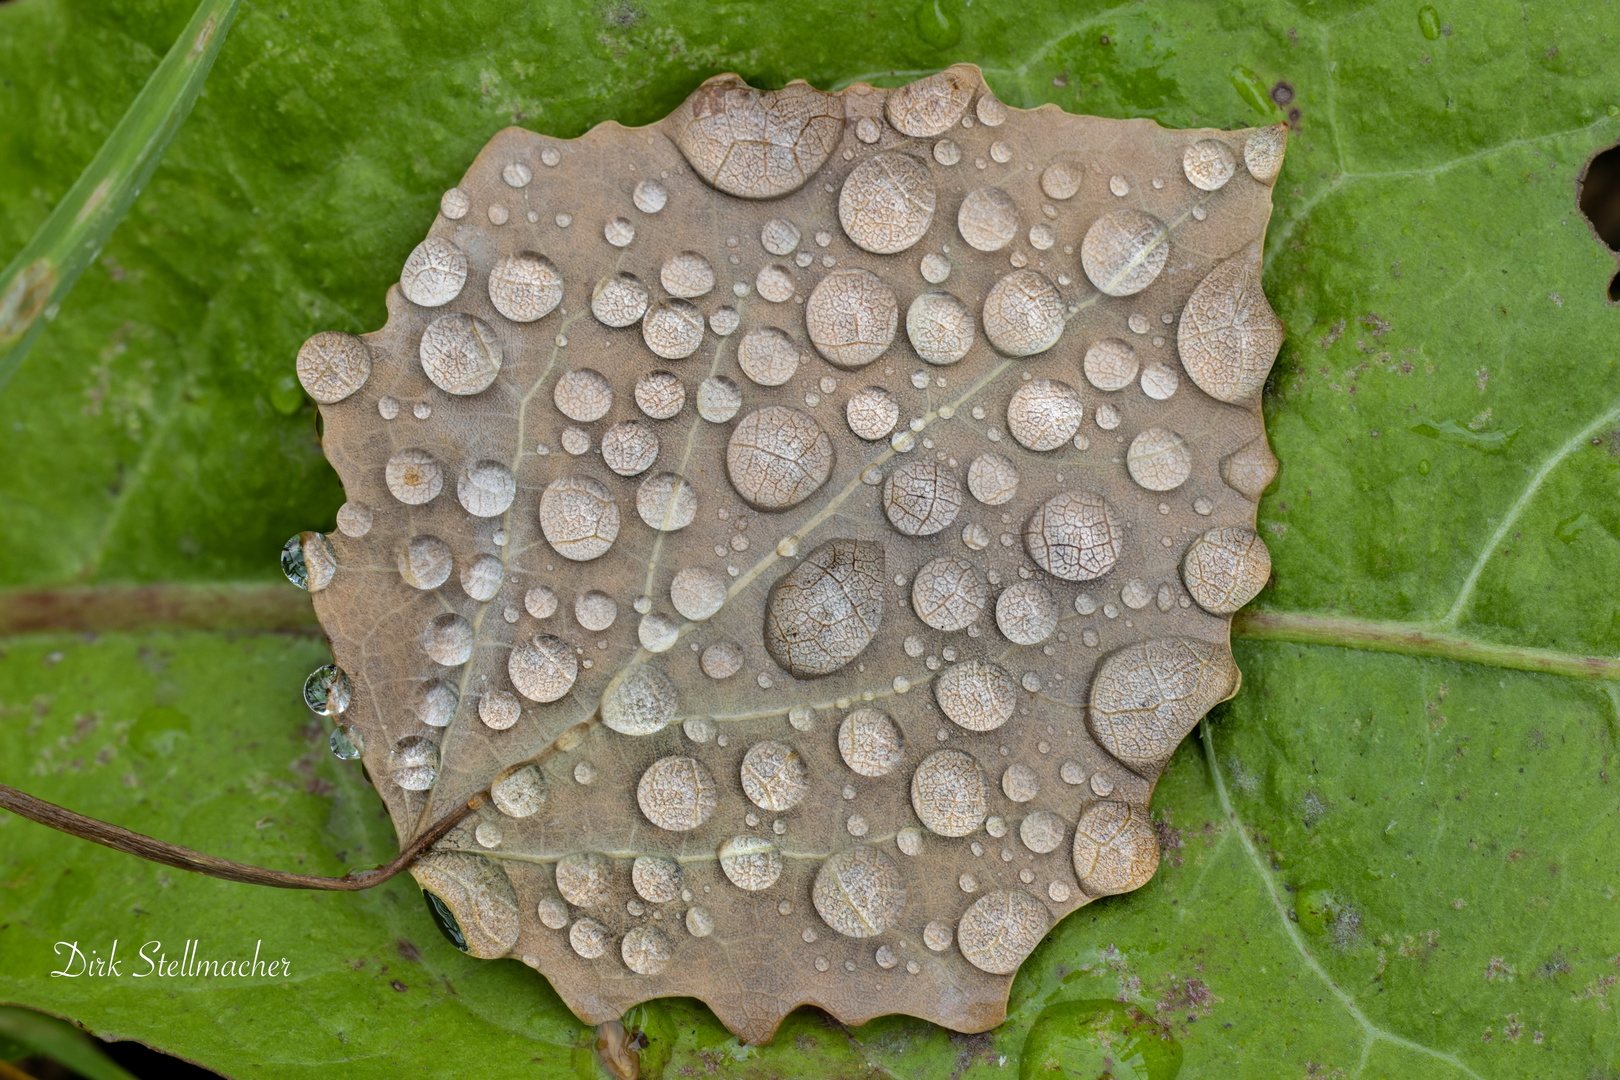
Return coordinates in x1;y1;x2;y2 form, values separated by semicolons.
2;0;1619;1076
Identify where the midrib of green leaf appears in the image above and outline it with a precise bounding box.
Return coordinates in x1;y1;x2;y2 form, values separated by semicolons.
0;0;241;391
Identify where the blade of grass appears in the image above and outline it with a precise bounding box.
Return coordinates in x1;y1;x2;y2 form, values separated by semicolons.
0;0;241;391
0;1007;136;1080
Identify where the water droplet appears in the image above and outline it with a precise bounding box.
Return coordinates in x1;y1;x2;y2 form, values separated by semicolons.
400;238;468;308
757;219;802;260
913;0;961;48
457;461;516;518
1094;403;1121;430
569;919;608;959
838;153;936;255
491;764;545;817
487;204;510;226
508;634;578;703
439;187;469;219
1081;210;1169;297
697;375;742;423
912;749;989;836
533;898;569;931
334;502;372;538
590;273;650;327
1183;527;1271;614
329;725;362;760
958;187;1019;252
671;77;843;199
701;641;743;680
1228;64;1274;116
727;407;834;510
1083;338;1138;392
996;582;1058;645
1126;427;1192;491
633;178;668;213
304;664;352;716
574;761;598;785
636;472;698;532
573;590;618;633
685;905;714;937
1140;362;1179;401
389;735;439;790
1007;378;1084;451
1183;139;1236;191
719;835;783;891
419;312;502;395
639;613;679;653
475;820;504;848
378;396;399;419
604;217;635;247
982;269;1064;356
539;475;620;561
886;69;972;135
296;331;371;404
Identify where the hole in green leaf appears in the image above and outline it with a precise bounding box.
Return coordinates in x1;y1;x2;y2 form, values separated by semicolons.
1579;142;1620;302
422;890;467;952
1580;144;1620;250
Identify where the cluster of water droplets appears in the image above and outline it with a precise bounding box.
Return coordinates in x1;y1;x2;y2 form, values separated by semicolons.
282;63;1286;1039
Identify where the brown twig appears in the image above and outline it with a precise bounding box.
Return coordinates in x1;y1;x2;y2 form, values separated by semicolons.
0;781;484;891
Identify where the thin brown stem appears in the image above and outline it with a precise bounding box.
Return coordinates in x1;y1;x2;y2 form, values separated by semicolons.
0;781;484;891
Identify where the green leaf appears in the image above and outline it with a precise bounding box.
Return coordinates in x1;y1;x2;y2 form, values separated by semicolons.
0;1006;136;1080
0;0;241;391
1;0;1618;1077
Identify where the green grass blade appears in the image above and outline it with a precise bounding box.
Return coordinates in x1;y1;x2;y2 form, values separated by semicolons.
0;1006;137;1080
0;0;241;392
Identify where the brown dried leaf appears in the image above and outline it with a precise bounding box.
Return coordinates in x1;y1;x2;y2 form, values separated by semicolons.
294;64;1286;1043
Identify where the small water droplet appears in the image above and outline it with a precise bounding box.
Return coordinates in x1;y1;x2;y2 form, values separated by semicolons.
329;725;362;760
604;217;635;247
633;178;668;213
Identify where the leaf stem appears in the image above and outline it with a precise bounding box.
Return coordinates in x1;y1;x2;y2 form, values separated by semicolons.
0;781;484;891
1232;609;1620;681
0;0;242;391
